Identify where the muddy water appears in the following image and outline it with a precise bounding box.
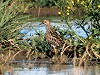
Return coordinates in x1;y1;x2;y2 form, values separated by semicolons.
4;63;100;75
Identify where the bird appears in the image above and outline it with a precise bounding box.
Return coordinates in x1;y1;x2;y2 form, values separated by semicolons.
40;20;65;55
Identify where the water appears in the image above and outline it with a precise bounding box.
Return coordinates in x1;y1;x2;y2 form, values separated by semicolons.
4;63;100;75
20;20;90;39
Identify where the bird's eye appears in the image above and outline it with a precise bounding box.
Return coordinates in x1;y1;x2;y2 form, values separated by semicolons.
44;21;46;23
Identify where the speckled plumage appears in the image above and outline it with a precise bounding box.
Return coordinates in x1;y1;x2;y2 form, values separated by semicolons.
43;20;64;48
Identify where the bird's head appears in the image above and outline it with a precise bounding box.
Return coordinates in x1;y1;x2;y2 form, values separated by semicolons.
43;20;50;26
39;20;50;27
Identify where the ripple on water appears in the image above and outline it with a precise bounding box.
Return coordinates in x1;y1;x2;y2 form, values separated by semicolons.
4;64;100;75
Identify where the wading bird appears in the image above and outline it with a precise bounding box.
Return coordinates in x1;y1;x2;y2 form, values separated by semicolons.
40;20;66;55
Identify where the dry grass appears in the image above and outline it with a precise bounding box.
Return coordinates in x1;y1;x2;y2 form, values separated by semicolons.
0;64;14;75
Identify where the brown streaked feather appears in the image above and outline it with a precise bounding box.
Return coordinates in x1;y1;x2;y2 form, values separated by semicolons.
46;27;64;47
48;27;62;39
43;20;65;48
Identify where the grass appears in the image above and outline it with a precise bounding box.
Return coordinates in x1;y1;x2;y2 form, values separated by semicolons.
0;0;100;67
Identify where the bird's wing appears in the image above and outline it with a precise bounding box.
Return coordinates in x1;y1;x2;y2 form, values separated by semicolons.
46;34;61;46
49;28;62;41
46;27;64;46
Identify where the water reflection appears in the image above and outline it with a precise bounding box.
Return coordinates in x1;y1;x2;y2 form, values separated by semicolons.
4;64;100;75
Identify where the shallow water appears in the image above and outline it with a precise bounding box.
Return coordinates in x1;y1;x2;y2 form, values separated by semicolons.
20;20;89;39
4;63;100;75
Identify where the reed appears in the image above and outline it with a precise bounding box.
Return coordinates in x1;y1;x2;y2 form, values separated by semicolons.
0;0;33;64
54;0;100;65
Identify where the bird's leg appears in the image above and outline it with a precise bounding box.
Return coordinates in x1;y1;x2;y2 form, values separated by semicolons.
51;45;58;56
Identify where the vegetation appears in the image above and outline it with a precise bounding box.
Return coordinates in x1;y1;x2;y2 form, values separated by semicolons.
0;0;100;66
0;0;33;64
54;0;100;65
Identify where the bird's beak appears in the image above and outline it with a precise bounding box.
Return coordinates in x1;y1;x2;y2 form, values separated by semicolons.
39;22;44;26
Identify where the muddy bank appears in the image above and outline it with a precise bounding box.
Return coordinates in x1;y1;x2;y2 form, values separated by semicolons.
0;49;100;66
26;7;59;17
26;6;84;18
